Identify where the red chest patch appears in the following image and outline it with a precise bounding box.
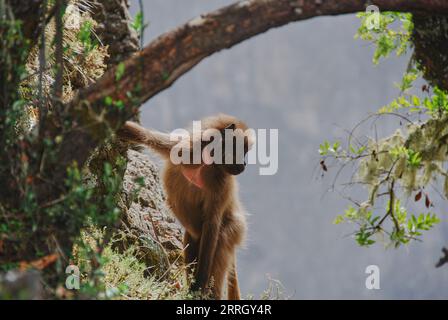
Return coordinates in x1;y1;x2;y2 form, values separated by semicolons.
181;166;205;189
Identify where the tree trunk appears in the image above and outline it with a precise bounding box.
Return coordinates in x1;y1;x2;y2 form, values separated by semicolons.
2;0;448;294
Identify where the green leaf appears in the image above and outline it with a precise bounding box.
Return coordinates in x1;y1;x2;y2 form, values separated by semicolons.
77;21;97;53
115;63;125;81
104;96;113;106
412;95;421;106
132;11;144;32
114;100;125;110
333;215;344;225
319;140;330;156
406;149;421;168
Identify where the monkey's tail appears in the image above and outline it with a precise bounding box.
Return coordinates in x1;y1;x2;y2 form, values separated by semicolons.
118;121;174;158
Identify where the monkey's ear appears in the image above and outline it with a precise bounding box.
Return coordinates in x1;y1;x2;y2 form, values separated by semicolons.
220;123;236;136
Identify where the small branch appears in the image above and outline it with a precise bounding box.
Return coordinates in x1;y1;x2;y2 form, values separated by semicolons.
388;180;400;232
435;247;448;268
73;0;448;116
373;179;398;230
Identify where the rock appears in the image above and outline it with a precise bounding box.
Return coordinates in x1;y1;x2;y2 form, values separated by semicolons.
118;149;183;267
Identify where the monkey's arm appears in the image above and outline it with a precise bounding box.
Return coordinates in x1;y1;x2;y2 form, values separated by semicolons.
192;204;224;294
118;121;177;158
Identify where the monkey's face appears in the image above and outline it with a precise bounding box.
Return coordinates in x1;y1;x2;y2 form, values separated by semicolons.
201;122;252;176
220;124;249;176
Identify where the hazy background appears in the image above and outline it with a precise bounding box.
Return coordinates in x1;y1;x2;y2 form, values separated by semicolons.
129;0;448;299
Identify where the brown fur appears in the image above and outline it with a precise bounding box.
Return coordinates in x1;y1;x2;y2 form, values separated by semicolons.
118;114;251;299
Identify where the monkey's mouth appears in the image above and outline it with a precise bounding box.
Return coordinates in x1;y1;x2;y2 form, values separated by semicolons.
223;164;245;175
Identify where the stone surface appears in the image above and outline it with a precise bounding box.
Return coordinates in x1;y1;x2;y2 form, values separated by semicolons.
120;150;183;258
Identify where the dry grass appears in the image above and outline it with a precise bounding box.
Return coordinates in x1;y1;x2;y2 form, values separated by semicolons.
20;0;109;133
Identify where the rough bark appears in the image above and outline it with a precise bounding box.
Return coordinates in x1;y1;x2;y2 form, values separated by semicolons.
90;0;139;67
75;0;448;108
87;1;182;266
118;150;183;262
412;14;448;91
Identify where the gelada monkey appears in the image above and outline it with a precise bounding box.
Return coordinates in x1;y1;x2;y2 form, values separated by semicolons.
118;114;254;299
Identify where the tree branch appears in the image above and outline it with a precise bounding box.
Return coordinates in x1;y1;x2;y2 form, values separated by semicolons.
74;0;448;111
45;0;448;197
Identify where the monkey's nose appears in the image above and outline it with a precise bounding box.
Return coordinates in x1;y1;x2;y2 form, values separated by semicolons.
231;164;245;175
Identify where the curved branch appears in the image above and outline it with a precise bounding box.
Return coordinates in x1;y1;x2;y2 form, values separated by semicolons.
73;0;448;112
51;0;448;189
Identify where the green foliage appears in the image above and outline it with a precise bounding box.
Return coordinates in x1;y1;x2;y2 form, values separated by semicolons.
101;245;195;300
104;96;113;106
333;201;440;248
0;4;31;144
349;144;366;156
104;96;125;110
322;12;447;249
131;11;145;34
77;20;97;54
379;78;448;116
115;62;125;81
319;140;340;156
0;0;188;301
378;68;420;113
406;149;422;168
131;6;149;50
408;213;440;237
355;12;413;64
397;69;419;92
0;152;126;290
69;225;196;300
355;227;376;247
44;157;124;231
424;87;448;115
